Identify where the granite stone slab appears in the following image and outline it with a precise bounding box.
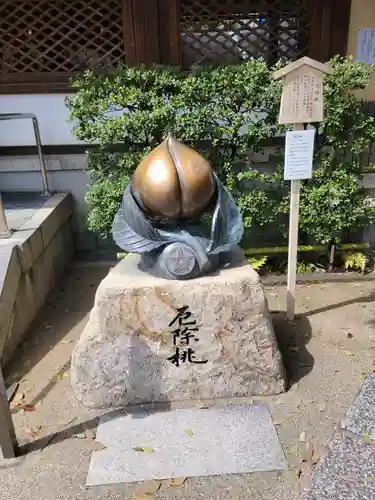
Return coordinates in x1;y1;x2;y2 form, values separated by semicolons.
302;430;375;500
86;403;287;486
342;373;375;439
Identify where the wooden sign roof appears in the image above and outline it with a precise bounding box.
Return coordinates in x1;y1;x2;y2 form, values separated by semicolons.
273;57;333;80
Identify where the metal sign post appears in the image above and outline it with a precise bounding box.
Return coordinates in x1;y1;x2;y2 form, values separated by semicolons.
273;57;332;320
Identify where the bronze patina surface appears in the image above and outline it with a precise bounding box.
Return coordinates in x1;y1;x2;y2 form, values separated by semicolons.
113;136;244;280
132;136;215;221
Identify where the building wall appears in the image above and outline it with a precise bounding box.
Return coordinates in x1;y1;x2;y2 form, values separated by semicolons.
347;0;375;100
1;1;375;255
0;95;94;251
0;94;81;146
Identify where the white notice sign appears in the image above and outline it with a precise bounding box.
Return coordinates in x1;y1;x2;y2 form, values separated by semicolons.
284;129;315;181
356;28;375;64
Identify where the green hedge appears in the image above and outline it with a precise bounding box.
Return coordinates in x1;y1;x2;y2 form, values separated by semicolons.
67;57;375;245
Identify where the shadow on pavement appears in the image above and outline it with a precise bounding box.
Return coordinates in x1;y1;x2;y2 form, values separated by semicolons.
272;311;314;389
4;263;111;410
304;291;375;318
17;403;172;456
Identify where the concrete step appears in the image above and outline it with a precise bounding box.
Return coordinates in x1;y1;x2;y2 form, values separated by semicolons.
0;192;74;365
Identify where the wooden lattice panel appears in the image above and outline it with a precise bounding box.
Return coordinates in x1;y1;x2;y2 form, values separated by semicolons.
0;0;125;75
180;0;313;67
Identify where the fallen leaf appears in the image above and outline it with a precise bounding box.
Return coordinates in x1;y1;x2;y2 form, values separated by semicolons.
288;444;299;456
86;440;107;451
343;350;354;357
10;391;25;408
83;428;96;440
312;453;319;465
231;488;241;500
25;425;43;438
22;404;36;412
318;403;327;412
363;431;375;444
73;433;86;440
160;478;173;489
171;477;187;487
301;441;314;463
133;446;155;453
298;441;315;494
366;476;375;482
185;429;193;437
137;480;161;495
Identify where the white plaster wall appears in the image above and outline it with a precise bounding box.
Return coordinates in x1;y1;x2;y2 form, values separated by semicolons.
0;94;84;146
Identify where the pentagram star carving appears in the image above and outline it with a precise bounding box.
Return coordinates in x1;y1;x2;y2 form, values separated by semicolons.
167;246;196;275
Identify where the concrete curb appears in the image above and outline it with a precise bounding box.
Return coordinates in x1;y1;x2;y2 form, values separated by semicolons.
261;271;375;286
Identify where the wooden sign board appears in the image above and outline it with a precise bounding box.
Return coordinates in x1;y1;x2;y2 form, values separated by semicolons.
273;57;333;125
273;57;332;320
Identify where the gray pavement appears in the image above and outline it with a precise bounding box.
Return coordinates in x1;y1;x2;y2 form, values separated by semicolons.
1;264;375;499
303;374;375;499
2;191;47;231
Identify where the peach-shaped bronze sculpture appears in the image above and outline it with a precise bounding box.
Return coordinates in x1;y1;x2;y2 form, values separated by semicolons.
132;136;215;221
113;136;244;279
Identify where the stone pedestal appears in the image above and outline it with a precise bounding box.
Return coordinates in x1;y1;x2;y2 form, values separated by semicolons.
71;250;286;409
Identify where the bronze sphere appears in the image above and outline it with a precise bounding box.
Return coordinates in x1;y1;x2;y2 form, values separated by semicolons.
131;136;215;221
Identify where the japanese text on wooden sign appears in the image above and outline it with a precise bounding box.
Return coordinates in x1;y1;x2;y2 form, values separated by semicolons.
279;68;324;124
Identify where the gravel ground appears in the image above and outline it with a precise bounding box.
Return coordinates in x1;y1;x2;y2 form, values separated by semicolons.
1;263;375;500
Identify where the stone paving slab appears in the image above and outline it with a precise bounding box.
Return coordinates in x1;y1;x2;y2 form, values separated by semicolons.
342;373;375;439
303;430;375;500
303;374;375;499
86;403;287;486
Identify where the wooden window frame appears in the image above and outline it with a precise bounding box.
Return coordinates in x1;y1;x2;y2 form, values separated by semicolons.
0;0;351;94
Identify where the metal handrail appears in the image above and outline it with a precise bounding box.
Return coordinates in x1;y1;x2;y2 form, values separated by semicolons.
0;113;51;196
0;193;10;238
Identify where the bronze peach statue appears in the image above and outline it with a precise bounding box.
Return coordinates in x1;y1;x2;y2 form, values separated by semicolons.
112;136;244;279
